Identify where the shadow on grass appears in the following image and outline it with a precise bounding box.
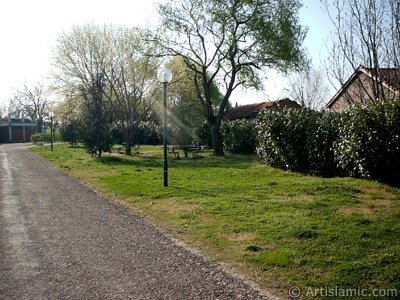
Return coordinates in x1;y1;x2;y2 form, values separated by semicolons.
171;186;217;198
97;156;161;168
97;153;259;170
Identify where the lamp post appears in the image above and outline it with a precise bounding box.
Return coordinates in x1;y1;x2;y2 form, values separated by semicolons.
157;68;172;187
50;112;54;152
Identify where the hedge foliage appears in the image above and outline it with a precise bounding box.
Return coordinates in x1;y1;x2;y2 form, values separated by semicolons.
335;101;400;183
221;119;257;154
31;130;61;144
256;100;400;184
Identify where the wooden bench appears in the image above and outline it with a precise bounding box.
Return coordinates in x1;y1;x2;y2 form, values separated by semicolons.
187;145;205;158
167;145;205;158
134;144;140;154
119;143;140;154
168;146;180;159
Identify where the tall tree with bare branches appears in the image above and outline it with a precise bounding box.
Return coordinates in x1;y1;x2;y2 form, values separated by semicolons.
9;82;51;133
101;27;160;155
323;0;400;104
53;25;112;157
53;24;160;156
287;67;331;110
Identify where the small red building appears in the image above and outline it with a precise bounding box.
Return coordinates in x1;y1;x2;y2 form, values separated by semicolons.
0;116;37;143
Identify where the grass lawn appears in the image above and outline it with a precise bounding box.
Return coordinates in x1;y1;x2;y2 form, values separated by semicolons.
31;144;400;299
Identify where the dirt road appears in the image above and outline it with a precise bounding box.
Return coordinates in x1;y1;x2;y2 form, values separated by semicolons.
0;144;272;299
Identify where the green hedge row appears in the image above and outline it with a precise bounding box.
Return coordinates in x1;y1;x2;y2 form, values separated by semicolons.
221;119;257;154
256;101;400;185
31;130;61;144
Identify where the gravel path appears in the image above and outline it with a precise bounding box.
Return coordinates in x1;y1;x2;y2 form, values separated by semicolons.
0;144;274;300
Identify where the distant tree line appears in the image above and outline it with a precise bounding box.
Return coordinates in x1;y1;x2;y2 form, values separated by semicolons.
7;0;400;157
47;0;306;157
51;24;222;156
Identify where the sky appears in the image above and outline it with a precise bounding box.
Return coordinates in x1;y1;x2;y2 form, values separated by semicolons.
0;0;334;110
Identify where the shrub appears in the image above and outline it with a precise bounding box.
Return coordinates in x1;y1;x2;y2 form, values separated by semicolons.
170;124;193;146
59;121;80;146
221;119;257;154
135;121;162;145
308;111;341;177
42;131;52;143
256;108;319;172
257;100;400;184
194;121;213;148
30;134;42;144
334;100;400;184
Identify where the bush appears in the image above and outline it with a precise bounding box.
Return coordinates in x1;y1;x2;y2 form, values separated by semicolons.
256;108;318;172
194;121;213;148
335;101;400;184
221;119;257;154
30;130;58;144
42;131;52;143
170;125;193;146
134;121;162;145
256;100;400;184
30;134;42;144
60;121;80;146
308;111;341;177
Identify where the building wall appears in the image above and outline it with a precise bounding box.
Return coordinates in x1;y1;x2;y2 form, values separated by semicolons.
0;124;36;143
330;73;400;111
0;126;8;142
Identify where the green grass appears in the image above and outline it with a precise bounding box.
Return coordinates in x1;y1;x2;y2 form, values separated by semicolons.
31;144;400;299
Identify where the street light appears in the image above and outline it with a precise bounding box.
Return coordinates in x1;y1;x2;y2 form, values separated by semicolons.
157;68;172;187
50;112;54;152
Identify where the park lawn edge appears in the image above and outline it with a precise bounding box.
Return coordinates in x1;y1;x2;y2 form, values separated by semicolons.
30;144;400;299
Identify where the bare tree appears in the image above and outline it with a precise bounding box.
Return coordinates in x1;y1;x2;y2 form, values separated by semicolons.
53;24;160;155
323;0;400;104
287;67;331;110
101;27;160;155
387;0;400;68
156;0;307;155
9;82;51;133
53;25;113;156
0;102;6;118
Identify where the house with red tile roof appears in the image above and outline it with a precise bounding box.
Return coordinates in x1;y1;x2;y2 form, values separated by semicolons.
326;65;400;111
224;98;301;121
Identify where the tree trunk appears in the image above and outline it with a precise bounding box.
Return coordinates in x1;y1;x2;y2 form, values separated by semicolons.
124;125;136;155
125;137;132;155
37;119;43;134
210;122;224;156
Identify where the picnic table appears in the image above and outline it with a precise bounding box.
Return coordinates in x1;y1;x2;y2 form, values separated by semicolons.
121;143;140;154
167;145;205;158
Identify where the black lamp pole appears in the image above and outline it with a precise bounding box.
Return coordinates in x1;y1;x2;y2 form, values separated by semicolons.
50;114;54;152
162;82;168;187
158;68;172;188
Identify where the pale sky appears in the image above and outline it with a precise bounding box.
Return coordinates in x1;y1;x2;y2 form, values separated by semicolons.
0;0;334;109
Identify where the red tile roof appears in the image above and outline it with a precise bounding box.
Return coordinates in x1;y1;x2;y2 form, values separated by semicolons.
360;66;400;91
224;98;301;120
326;65;400;109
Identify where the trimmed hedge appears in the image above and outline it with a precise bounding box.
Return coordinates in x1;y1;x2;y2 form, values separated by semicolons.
335;101;400;183
256;100;400;184
221;119;257;154
256;108;323;173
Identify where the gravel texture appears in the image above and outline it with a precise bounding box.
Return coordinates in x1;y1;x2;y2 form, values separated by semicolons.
0;144;275;300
